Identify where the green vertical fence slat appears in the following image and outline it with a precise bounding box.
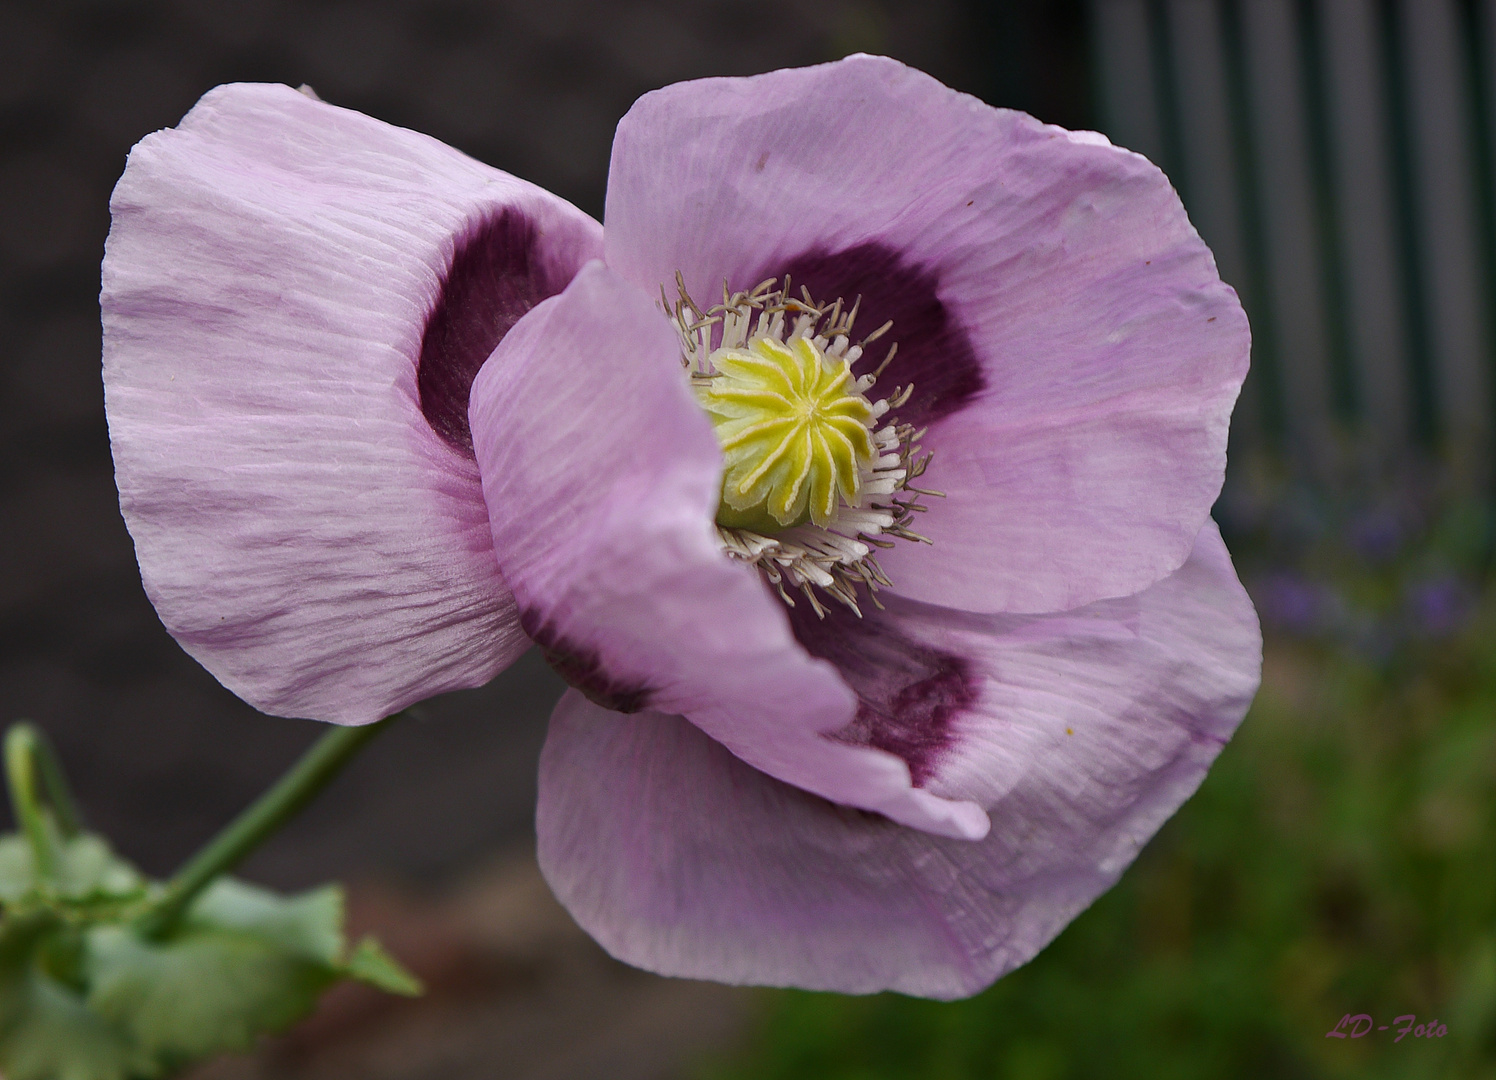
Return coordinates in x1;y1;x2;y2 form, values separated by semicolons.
1091;0;1496;493
1472;0;1496;475
1399;0;1492;483
1091;0;1169;166
1163;0;1266;461
1298;0;1358;432
1239;0;1338;472
1220;0;1290;447
1319;0;1414;461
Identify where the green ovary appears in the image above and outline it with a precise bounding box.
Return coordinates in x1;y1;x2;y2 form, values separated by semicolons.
696;336;878;534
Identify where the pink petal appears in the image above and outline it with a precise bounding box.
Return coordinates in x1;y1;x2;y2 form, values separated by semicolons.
605;54;1248;614
798;521;1260;809
103;83;602;724
535;523;1260;998
469;263;986;840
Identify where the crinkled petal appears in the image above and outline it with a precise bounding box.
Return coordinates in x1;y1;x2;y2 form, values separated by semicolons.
469;262;986;840
535;522;1260;998
797;521;1260;810
103;83;602;723
605;54;1248;614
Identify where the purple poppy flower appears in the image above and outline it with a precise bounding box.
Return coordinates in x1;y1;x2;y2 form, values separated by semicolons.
102;56;1261;998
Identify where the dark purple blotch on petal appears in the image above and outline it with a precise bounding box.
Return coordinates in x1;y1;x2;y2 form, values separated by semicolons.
774;244;985;427
419;209;577;454
520;610;654;714
789;604;976;787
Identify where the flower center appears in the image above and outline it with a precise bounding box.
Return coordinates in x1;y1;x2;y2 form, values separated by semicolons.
667;274;936;616
696;335;876;534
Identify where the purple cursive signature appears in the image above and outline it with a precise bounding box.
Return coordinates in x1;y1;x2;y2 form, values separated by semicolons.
1326;1014;1448;1041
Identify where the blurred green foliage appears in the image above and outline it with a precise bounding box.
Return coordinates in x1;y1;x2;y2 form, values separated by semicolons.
703;593;1496;1079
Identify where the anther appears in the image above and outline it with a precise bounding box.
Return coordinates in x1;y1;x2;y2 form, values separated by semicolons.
665;274;938;616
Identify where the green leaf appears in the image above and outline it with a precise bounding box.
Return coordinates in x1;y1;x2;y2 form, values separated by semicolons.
184;879;343;966
51;838;144;905
82;880;348;1073
84;923;336;1072
0;913;145;1080
0;831;144;909
343;937;422;996
0;873;421;1079
0;837;36;904
0;967;144;1080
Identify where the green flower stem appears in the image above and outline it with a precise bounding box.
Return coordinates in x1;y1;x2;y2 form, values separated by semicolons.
139;714;399;941
5;723;84;884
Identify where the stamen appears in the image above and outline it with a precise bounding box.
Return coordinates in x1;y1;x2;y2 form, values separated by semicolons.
667;275;940;616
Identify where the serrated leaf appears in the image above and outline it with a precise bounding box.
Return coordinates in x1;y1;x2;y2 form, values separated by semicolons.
79;878;350;1073
0;967;144;1080
343;937;422;996
0;831;144;909
52;837;144;905
186;879;343;966
0;912;56;973
84;921;337;1072
0;871;418;1079
0;913;146;1080
0;837;36;904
